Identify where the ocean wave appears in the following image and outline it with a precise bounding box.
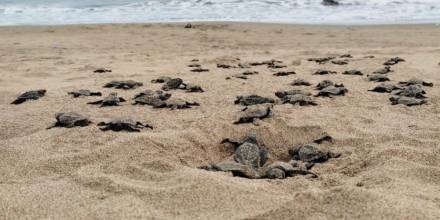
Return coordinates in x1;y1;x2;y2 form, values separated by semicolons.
0;0;439;25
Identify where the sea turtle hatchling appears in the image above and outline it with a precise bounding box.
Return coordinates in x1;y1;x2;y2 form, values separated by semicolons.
275;89;312;99
281;94;317;106
290;79;311;86
398;78;434;87
384;57;405;66
47;112;91;129
372;66;392;74
289;144;340;164
368;83;400;93
87;93;126;107
331;60;348;65
315;86;348;97
367;74;390;82
391;85;426;98
68;90;102;98
11;89;46;105
342;69;363;75
133;90;171;100
162;78;184;91
273;71;296;76
104;80;143;89
234;104;273;124
182;83;204;92
151;76;172;84
191;67;210;72
389;96;427;106
234;95;275;106
313;69;337;75
315;80;344;90
307;57;335;64
133;91;168;108
97;118;153;132
165;98;200;110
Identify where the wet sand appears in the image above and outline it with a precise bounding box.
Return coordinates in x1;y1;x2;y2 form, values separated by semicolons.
0;23;440;219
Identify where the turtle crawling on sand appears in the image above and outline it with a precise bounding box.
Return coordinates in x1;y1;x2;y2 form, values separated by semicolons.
273;71;296;76
98;118;153;132
133;90;170;107
151;76;172;84
166;98;200;110
191;67;210;72
307;57;335;64
315;86;348;97
290;79;311;86
11;89;46;105
313;69;337;75
234;104;272;124
342;69;363;76
87;93;126;107
368;83;400;93
104;80;143;90
398;78;434;87
389;96;427;106
134;90;171;100
182;83;204;93
289;144;340;164
47;112;91;129
281;94;317;106
372;66;392;74
391;85;426;98
234;95;275;106
162;78;184;91
315;80;344;90
367;74;390;82
331;60;348;65
68;90;102;98
275;89;312;99
384;57;405;66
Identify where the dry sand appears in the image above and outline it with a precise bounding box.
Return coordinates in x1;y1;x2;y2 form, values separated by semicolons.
0;22;440;219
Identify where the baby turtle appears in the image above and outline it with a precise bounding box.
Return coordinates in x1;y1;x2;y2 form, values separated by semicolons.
290;79;311;86
275;90;312;99
134;90;171;100
273;71;296;76
367;74;390;82
267;161;317;179
307;57;335;64
68;90;102;98
289;144;340;164
202;161;263;179
183;83;204;93
133;96;167;108
217;64;235;69
93;68;112;73
87;93;126;107
242;70;259;75
398;78;434;87
104;80;143;90
267;63;287;69
234;104;272;124
98;119;153;132
340;54;352;58
313;69;337;75
191;67;209;72
315;86;348;97
368;83;400;93
281;94;317;106
315;80;344;90
166;98;200;110
151;76;172;84
372;66;392;74
11;89;46;104
188;64;201;68
342;69;363;75
391;85;426;98
231;74;248;80
47;112;91;129
331;60;348;65
322;0;339;6
162;78;184;91
234;95;275;106
384;57;405;66
389;96;427;106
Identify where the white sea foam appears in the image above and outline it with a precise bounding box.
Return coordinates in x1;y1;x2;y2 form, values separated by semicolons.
0;0;439;26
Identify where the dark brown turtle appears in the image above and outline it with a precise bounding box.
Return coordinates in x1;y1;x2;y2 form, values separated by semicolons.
267;161;317;179
368;83;400;93
275;89;312;98
331;60;348;65
104;80;143;89
68;90;102;98
183;83;204;92
389;96;427;106
322;0;339;6
307;57;335;64
391;85;426;98
188;64;201;68
234;104;272;124
87;93;126;107
238;63;251;68
133;90;171;100
340;54;352;58
11;89;46;104
162;78;184;91
372;66;392;74
133;96;167;108
242;70;259;75
151;76;172;83
93;68;112;73
313;69;337;75
273;71;296;76
315;80;344;90
47;112;91;129
166;98;200;110
98;118;153;132
267;62;287;69
234;95;275;106
281;94;317;106
384;57;405;66
217;63;235;69
398;78;434;87
367;74;390;82
289;144;340;163
342;69;363;75
315;86;348;97
290;79;311;86
191;67;209;72
184;23;194;29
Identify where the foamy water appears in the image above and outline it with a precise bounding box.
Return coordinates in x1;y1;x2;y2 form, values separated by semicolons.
0;0;439;26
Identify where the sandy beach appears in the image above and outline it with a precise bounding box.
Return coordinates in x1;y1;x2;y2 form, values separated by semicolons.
0;22;440;219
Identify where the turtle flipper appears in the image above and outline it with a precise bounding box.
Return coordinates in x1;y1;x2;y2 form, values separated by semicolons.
11;98;26;105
